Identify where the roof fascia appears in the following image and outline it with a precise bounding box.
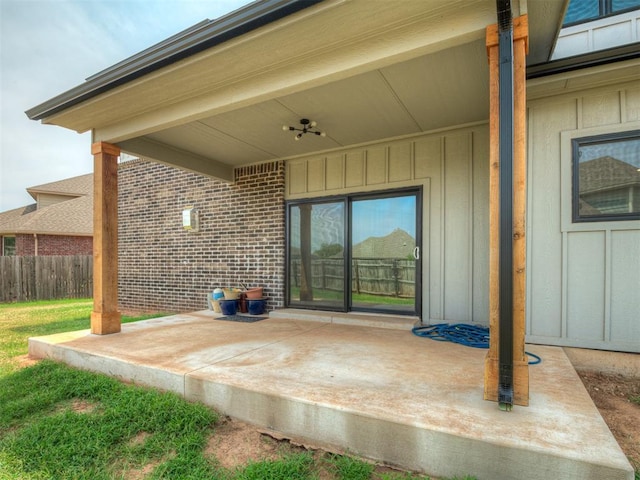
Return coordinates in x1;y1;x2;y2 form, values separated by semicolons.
25;0;322;122
527;42;640;79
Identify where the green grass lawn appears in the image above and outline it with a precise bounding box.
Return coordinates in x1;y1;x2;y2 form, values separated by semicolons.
0;299;475;480
289;287;414;306
0;299;159;376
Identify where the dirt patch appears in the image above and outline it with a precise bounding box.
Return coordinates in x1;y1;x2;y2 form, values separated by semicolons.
205;418;449;479
121;461;160;480
128;431;151;447
205;417;306;469
117;434;173;480
71;398;99;414
51;397;100;416
578;370;640;470
14;354;40;369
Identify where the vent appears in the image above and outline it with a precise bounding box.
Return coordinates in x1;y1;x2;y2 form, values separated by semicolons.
234;161;280;179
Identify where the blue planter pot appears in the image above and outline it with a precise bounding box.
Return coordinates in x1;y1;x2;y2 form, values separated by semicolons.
247;299;265;315
219;299;237;316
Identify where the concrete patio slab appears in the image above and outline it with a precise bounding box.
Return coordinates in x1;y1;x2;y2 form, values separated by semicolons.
28;310;634;480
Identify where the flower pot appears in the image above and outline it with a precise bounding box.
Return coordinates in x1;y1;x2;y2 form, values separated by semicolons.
210;299;221;313
247;299;266;315
245;287;263;299
223;288;240;300
219;299;237;315
239;293;248;313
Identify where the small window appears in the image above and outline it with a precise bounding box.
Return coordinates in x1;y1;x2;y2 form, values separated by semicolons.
572;130;640;222
563;0;640;26
2;236;16;256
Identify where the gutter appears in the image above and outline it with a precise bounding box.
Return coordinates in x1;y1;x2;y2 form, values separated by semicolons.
527;42;640;79
25;0;322;121
496;0;514;411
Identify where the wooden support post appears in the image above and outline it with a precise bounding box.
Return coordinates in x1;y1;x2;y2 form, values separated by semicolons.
91;142;121;335
484;15;529;406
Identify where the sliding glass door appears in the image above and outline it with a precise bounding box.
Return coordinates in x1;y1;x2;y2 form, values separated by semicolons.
287;189;421;315
288;201;345;309
350;193;418;313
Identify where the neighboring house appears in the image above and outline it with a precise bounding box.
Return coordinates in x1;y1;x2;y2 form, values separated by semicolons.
352;228;416;259
0;174;93;256
26;0;639;359
578;156;640;216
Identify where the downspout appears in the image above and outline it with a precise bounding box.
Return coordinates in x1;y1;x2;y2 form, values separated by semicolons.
34;234;38;256
496;0;514;410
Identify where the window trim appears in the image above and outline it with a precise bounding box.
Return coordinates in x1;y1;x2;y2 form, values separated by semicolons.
560;122;640;233
562;0;640;28
2;236;16;256
285;186;423;316
571;129;640;223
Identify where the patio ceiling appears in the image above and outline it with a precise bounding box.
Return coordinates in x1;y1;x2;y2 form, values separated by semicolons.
32;0;566;182
130;39;491;167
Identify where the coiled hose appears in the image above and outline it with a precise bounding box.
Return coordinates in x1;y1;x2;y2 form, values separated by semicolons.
412;323;542;365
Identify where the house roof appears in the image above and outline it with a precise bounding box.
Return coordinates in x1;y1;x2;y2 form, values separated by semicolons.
25;0;321;123
26;172;93;200
0;195;92;236
0;204;38;228
580;156;640;194
0;174;93;236
353;228;415;259
25;0;566;182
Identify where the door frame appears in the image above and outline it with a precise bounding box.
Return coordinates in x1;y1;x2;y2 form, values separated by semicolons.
285;186;423;316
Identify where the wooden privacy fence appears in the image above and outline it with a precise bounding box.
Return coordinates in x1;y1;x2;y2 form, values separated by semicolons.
0;255;93;302
290;257;415;297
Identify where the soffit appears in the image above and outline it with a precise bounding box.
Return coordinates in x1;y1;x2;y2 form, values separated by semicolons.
527;58;640;100
140;39;490;167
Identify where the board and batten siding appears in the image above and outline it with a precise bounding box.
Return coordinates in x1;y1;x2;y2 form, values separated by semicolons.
527;81;640;353
285;125;490;325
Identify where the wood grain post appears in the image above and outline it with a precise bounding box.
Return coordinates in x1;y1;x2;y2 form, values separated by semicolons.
91;142;121;334
484;15;529;406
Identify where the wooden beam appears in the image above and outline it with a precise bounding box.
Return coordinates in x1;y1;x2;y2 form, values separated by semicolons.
117;137;234;183
484;15;529;406
91;141;121;335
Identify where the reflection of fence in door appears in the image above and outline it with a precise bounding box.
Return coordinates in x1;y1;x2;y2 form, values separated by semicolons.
290;257;415;297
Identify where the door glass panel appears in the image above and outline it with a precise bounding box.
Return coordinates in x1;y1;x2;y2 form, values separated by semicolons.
288;202;345;309
351;195;417;313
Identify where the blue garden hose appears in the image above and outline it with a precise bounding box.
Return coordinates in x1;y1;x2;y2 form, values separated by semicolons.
412;323;542;365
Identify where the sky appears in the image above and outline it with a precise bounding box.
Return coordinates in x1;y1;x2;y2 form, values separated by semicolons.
0;0;248;212
578;138;640;167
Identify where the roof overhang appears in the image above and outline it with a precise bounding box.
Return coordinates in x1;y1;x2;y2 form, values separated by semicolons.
27;0;566;182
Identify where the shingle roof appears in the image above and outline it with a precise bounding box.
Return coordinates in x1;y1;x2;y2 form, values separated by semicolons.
0;204;38;227
0;195;92;236
0;174;93;236
26;173;93;200
352;228;415;259
580;156;640;194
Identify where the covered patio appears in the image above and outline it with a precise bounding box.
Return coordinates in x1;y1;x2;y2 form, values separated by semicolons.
28;310;634;480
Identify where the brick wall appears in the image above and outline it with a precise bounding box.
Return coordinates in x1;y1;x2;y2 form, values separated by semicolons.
16;234;34;255
117;159;286;313
14;234;91;256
